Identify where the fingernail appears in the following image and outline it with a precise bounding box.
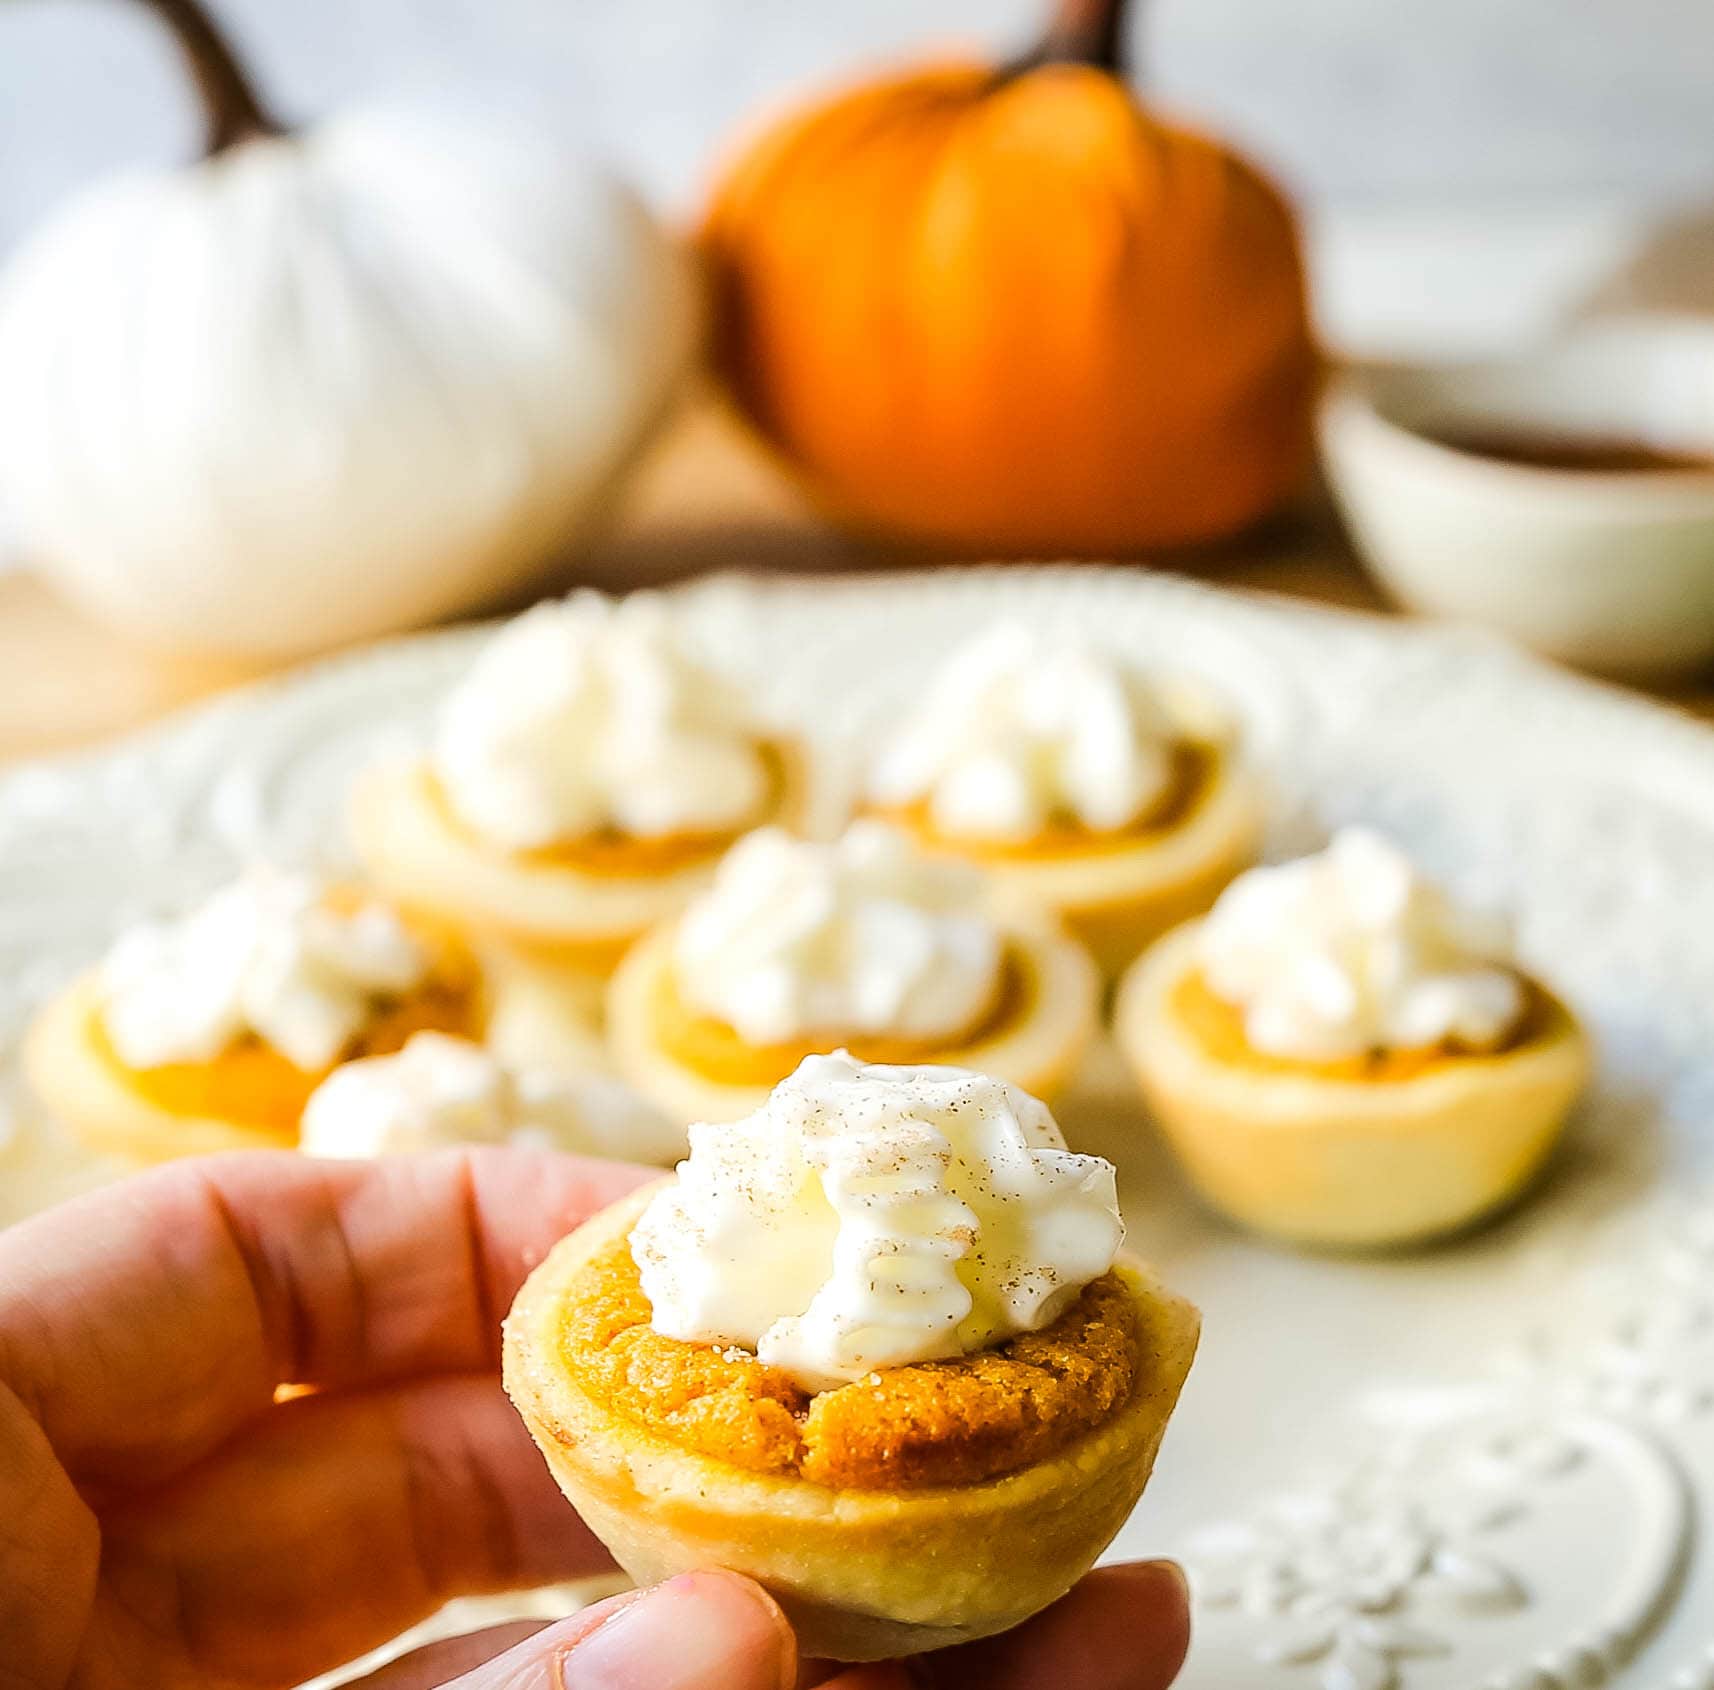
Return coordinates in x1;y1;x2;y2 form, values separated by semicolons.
561;1570;796;1690
1141;1559;1191;1608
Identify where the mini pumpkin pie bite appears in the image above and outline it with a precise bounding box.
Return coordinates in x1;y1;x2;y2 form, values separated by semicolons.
864;623;1264;974
503;1051;1199;1660
300;1031;685;1166
605;820;1099;1124
24;868;492;1163
1115;829;1589;1247
351;590;803;974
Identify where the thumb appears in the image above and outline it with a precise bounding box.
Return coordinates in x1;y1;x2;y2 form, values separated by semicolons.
439;1571;798;1690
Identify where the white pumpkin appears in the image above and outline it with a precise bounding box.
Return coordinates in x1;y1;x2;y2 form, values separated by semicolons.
0;3;699;657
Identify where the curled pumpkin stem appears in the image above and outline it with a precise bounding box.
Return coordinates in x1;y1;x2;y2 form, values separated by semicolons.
135;0;281;154
1022;0;1130;75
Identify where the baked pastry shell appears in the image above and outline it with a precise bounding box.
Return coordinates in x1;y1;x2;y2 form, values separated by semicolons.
1114;921;1591;1248
349;748;805;972
896;735;1263;978
502;1181;1199;1661
25;973;297;1161
604;917;1099;1125
22;943;612;1164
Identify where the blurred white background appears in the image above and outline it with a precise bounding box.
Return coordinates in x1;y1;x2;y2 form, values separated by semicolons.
4;0;1714;238
5;0;1714;371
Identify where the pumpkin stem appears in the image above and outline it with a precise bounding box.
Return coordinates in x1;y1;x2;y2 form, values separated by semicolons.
1020;0;1130;74
135;0;282;154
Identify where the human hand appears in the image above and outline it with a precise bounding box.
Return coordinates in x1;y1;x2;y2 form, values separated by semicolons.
0;1149;1191;1690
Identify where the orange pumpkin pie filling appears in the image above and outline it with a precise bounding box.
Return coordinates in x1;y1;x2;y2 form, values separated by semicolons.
423;740;794;880
558;1232;1142;1490
1170;966;1564;1083
648;943;1036;1088
90;948;481;1141
876;741;1219;864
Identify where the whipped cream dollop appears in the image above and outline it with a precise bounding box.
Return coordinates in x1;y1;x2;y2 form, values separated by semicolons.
672;823;1002;1047
868;623;1183;840
300;1032;683;1164
1197;829;1525;1060
98;869;430;1071
434;591;771;849
632;1051;1124;1390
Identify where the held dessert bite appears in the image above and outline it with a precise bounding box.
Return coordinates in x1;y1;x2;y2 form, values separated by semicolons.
350;591;802;971
866;624;1262;972
605;820;1100;1123
1116;829;1589;1246
503;1052;1199;1660
300;1031;684;1165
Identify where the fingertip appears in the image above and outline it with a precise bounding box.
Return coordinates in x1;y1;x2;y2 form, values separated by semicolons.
1106;1560;1193;1682
553;1568;797;1690
690;1569;801;1689
914;1559;1192;1690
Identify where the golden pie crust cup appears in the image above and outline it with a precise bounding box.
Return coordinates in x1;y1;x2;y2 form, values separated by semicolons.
1114;921;1591;1248
349;743;805;974
604;916;1099;1124
886;744;1262;979
24;972;302;1161
22;924;593;1164
502;1181;1199;1662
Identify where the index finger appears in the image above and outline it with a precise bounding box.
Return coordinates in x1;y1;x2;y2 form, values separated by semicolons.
0;1147;649;1488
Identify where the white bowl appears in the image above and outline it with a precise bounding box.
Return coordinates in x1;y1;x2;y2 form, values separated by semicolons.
1319;315;1714;676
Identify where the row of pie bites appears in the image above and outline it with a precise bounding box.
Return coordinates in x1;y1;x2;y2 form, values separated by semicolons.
25;591;1587;1249
23;593;1243;1172
347;597;1263;977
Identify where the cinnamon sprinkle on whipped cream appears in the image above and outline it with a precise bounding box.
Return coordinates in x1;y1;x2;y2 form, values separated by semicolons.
630;1051;1123;1391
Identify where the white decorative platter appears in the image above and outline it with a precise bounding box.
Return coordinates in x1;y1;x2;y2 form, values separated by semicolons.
5;566;1714;1690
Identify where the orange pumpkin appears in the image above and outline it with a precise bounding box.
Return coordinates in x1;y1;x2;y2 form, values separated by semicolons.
700;0;1319;555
